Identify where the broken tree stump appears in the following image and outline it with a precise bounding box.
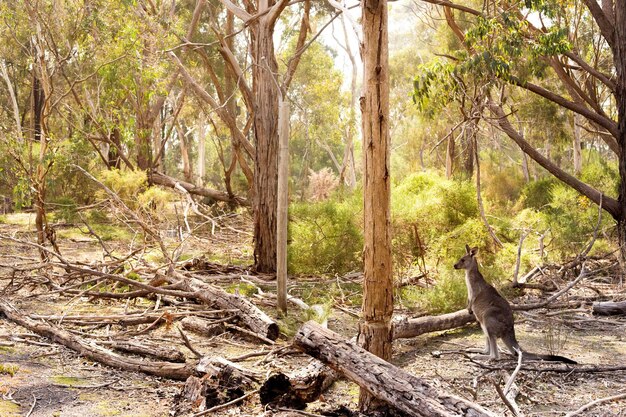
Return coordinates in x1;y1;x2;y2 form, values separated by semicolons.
294;321;496;417
392;309;475;340
592;300;626;315
260;358;338;408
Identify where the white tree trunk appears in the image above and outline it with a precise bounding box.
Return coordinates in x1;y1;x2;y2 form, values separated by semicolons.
276;98;290;313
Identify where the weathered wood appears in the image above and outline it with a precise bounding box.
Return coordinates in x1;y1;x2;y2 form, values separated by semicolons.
101;339;186;362
178;275;279;341
0;298;196;380
149;171;247;205
392;309;475;340
181;316;226;337
260;359;338;408
294;321;496;417
592;300;626;315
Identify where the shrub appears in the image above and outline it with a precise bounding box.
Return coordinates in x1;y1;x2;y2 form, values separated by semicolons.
52;196;78;223
288;192;363;275
307;168;340;201
518;178;558;210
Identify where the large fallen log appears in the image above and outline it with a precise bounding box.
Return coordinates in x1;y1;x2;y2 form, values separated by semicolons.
592;300;626;315
0;298;196;380
392;309;475;339
293;321;496;417
149;171;247;205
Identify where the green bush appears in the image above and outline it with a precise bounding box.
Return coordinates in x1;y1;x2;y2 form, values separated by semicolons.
518;178;558;210
288;192;363;275
52;197;78;223
400;270;468;314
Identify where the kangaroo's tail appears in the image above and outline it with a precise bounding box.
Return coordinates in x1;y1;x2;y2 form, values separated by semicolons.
502;333;577;364
524;352;577;364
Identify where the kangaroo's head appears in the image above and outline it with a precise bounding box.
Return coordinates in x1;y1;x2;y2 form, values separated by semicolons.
454;244;478;270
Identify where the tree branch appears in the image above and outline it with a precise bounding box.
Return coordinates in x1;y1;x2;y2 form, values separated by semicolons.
488;102;620;219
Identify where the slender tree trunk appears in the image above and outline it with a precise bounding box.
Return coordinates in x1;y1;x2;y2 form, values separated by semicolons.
573;113;583;174
339;14;358;190
445;137;454;179
276;98;289;313
252;20;280;273
359;0;392;412
196;119;206;186
177;123;192;183
0;59;22;142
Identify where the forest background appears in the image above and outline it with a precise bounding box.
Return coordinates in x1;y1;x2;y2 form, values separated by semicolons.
0;0;621;315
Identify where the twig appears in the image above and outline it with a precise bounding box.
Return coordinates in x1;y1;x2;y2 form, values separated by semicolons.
504;349;523;395
564;392;626;417
177;325;203;358
277;407;327;417
491;378;520;417
191;389;259;416
512;230;530;286
225;323;276;345
25;393;37;417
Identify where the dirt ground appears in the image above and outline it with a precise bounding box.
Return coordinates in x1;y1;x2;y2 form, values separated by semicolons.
1;213;625;417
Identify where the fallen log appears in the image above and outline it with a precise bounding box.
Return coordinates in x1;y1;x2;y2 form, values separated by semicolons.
181;316;226;337
260;359;338;408
101;339;186;362
149;171;247;206
176;274;279;341
592;300;626;315
294;321;496;417
392;309;475;340
0;298;196;380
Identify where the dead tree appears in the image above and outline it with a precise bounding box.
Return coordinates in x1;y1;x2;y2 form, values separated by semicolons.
293;321;496;417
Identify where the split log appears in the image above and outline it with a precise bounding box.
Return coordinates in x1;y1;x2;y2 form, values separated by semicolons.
592;300;626;315
260;359;338;408
0;298;196;380
149;171;248;206
173;357;257;415
101;339;186;362
176;275;279;341
181;316;226;337
294;321;496;417
393;309;475;340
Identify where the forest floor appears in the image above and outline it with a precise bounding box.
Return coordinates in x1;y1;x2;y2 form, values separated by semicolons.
0;212;625;417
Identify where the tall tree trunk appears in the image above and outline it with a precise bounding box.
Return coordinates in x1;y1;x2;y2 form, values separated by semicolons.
276;98;289;313
339;14;358;190
614;2;626;264
252;20;280;273
359;0;392;413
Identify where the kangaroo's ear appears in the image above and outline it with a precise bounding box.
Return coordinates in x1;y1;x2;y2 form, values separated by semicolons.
465;244;471;254
469;247;479;257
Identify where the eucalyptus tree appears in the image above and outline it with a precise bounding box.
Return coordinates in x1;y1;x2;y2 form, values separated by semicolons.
415;0;626;260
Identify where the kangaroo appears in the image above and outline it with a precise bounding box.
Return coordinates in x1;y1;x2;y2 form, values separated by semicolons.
454;245;576;364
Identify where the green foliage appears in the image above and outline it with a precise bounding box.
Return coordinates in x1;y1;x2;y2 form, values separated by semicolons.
400;270;468;314
288;192;363;275
227;282;258;297
519;178;558;210
98;169;148;205
52;197;79;223
0;363;19;376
